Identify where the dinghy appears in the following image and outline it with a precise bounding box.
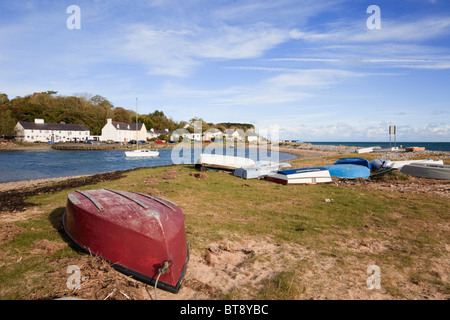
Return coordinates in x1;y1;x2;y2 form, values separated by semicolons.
325;164;371;179
371;159;444;170
196;154;256;170
356;146;380;154
265;167;332;185
400;163;450;180
334;157;372;170
234;161;292;179
386;159;443;170
63;189;189;293
370;159;390;170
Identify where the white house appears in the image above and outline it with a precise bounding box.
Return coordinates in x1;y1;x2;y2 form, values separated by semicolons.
101;118;147;142
203;129;223;141
14;119;90;143
147;128;171;140
224;129;245;141
246;132;259;143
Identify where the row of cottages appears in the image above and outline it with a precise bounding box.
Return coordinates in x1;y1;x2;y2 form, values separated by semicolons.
100;119;260;143
14;119;90;143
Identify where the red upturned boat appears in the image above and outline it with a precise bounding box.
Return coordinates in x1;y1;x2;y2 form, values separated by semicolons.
63;188;189;294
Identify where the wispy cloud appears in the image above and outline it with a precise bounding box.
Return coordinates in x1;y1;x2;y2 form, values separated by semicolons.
118;23;297;77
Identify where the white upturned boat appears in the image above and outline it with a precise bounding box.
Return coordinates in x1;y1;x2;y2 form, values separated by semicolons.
356;146;380;154
266;167;332;185
375;147;399;152
234;161;292;179
400;163;450;180
386;159;443;170
196;154;256;170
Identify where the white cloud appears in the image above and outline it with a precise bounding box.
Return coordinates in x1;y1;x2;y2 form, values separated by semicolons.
118;23;296;76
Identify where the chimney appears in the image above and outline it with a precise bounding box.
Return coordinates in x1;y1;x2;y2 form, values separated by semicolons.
107;118;112;124
35;119;44;124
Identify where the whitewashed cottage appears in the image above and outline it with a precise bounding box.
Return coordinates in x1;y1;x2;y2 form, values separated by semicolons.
101;118;147;143
14;119;90;143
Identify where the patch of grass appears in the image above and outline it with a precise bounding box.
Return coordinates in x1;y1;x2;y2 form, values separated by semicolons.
1;162;449;300
256;270;302;300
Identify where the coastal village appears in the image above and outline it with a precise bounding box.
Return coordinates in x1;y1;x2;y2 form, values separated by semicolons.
1;95;449;302
12;118;261;144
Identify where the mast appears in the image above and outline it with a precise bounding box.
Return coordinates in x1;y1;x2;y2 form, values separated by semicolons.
136;98;138;151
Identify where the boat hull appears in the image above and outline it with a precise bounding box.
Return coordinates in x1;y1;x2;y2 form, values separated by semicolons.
234;162;292;179
196;154;256;170
386;159;443;170
400;163;450;180
125;149;159;157
266;167;332;185
325;164;371;179
334;157;372;170
63;189;189;293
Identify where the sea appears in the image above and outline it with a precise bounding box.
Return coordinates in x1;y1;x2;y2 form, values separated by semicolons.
307;142;450;152
0;147;297;183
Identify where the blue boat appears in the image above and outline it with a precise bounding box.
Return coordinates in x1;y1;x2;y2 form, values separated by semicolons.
334;157;372;170
325;164;371;179
370;159;390;170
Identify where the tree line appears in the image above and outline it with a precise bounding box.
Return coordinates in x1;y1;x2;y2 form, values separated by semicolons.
0;91;254;137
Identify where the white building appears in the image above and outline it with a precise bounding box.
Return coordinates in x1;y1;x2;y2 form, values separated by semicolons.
203;129;223;141
14;119;90;143
101;118;147;142
224;129;245;141
147;128;171;140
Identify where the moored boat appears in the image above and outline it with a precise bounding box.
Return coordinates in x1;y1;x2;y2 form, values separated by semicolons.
265;167;332;185
125;149;160;157
399;163;450;180
196;153;256;170
325;164;371;179
63;189;189;293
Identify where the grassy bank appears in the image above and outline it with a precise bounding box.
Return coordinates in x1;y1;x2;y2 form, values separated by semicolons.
0;159;449;300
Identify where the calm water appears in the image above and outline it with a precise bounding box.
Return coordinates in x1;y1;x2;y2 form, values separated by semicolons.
308;142;450;152
0;148;296;183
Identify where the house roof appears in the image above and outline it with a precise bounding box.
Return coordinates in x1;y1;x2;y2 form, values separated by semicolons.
112;121;144;131
18;121;89;131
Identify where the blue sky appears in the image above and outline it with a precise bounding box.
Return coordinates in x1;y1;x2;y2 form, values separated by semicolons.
0;0;449;141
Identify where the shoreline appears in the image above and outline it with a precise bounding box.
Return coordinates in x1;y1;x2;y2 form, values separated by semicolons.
1;143;449;193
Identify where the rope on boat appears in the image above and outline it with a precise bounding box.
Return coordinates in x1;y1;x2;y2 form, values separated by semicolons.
154;260;172;300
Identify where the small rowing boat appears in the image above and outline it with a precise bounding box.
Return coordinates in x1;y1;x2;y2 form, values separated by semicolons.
400;163;450;180
265;167;332;185
334;157;372;170
234;161;292;179
196;154;255;170
63;189;189;293
325;164;371;179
